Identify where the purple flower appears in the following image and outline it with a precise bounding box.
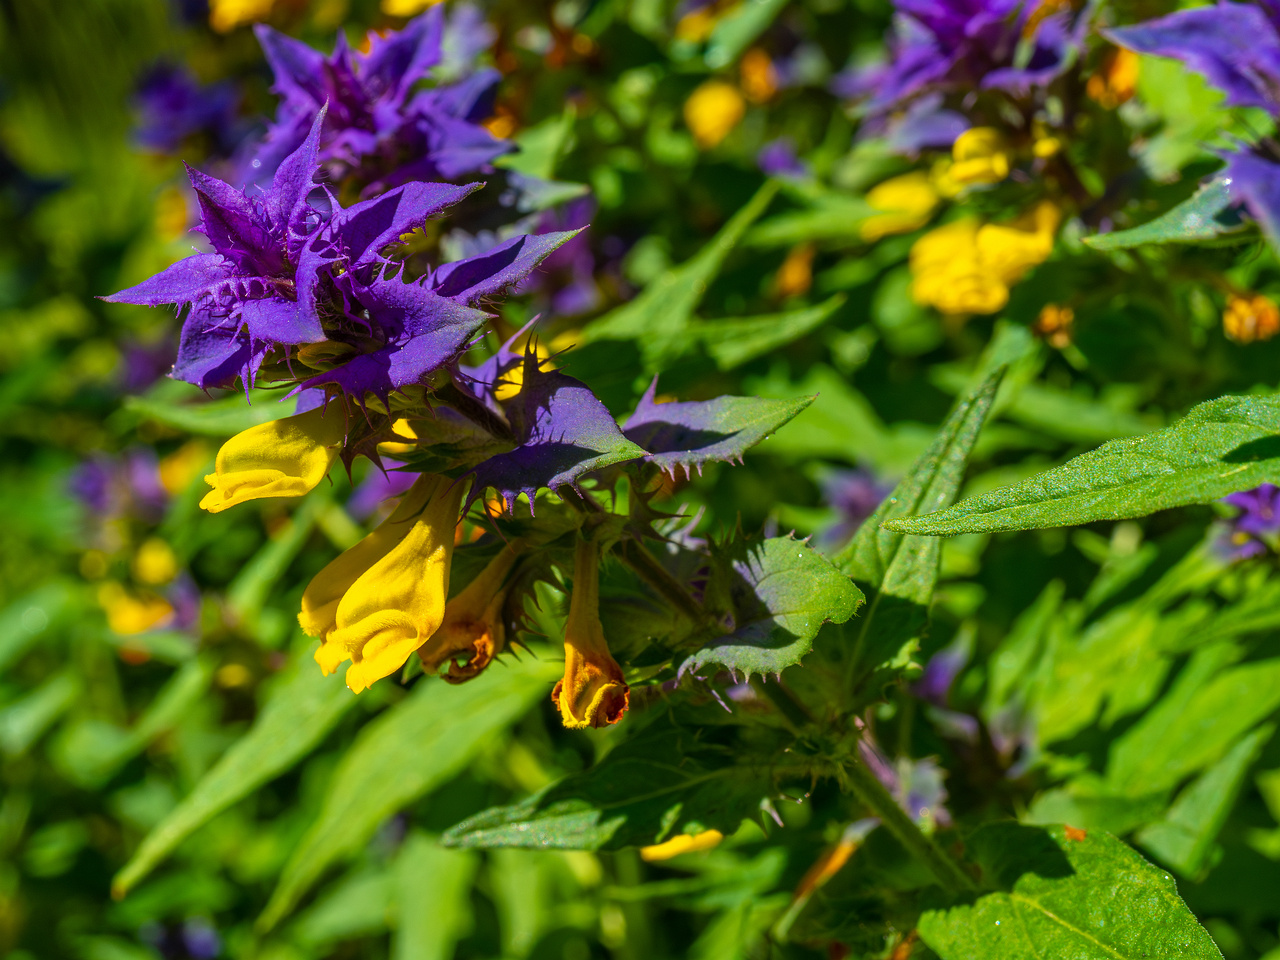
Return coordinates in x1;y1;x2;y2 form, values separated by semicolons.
106;106;575;402
104;110;331;391
1217;483;1280;559
840;0;1085;120
134;64;241;157
757;137;809;179
249;9;510;193
820;468;891;548
70;449;168;523
1106;4;1280;243
347;461;418;520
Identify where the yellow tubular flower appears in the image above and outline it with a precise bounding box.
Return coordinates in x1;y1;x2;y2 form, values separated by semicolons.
200;405;347;513
948;127;1010;186
302;473;466;692
861;172;941;242
684;81;746;150
554;538;630;729
640;830;724;862
381;0;442;16
417;541;522;683
1224;293;1280;344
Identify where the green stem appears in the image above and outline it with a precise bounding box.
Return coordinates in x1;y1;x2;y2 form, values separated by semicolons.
616;539;706;625
842;751;976;893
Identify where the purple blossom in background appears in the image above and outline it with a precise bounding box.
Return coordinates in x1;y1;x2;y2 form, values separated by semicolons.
757;137;809;179
857;735;952;826
1217;483;1280;560
837;0;1086;128
70;449;168;523
1107;3;1280;242
520;196;600;316
441;2;497;78
168;574;203;632
249;8;510;193
347;461;418;520
820;467;891;548
134;64;241;157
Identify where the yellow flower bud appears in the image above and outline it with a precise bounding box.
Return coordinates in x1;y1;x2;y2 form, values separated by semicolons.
98;582;173;636
1034;303;1075;348
200;406;346;514
948;127;1010;187
640;830;724;861
861;172;941;242
553;538;629;729
302;473;465;693
684;81;746;150
1224;293;1280;344
740;48;778;104
417;541;522;683
381;0;442;17
1087;48;1140;109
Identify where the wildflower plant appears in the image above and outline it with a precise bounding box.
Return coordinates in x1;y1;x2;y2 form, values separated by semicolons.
8;0;1280;958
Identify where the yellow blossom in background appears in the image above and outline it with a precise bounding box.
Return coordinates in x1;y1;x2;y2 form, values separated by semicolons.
640;830;724;861
684;81;745;149
380;0;441;16
674;0;739;43
1034;303;1075;348
1087;48;1140;109
739;48;777;103
911;201;1060;315
302;473;464;692
775;243;815;298
200;405;346;513
209;0;276;32
154;187;190;241
861;172;941;242
417;541;521;682
98;582;173;635
554;538;629;729
159;440;210;495
132;538;178;586
1223;293;1280;344
948;127;1010;187
483;106;517;140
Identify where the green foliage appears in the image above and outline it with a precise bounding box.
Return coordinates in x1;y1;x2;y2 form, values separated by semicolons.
889;395;1280;536
920;824;1222;960
1085;179;1244;250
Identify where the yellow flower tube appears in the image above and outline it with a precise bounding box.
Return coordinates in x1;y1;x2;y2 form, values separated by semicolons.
200;405;346;513
301;473;466;692
553;538;629;729
417;541;522;683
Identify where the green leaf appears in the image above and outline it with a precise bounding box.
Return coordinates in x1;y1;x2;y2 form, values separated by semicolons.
112;647;355;897
693;294;845;370
441;712;782;850
257;660;552;930
746;195;877;247
834;367;1004;681
0;671;79;756
624;388;816;475
684;535;864;678
703;0;789;68
123;389;295;437
1106;650;1280;795
1136;724;1273;878
582;180;779;366
393;833;477;960
1085;179;1243;250
887;394;1280;536
919;823;1222;960
0;581;75;675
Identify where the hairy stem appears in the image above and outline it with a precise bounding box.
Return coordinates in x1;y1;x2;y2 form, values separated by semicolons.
841;752;977;893
616;539;706;625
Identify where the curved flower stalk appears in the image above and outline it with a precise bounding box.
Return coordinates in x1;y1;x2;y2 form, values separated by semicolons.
554;537;630;729
301;473;465;692
249;8;510;194
199;405;346;512
417;540;522;682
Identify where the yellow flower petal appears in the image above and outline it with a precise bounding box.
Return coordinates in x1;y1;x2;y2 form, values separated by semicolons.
200;406;346;514
640;830;724;861
552;538;629;729
684;81;746;150
861;172;940;241
303;473;465;692
948;127;1010;187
